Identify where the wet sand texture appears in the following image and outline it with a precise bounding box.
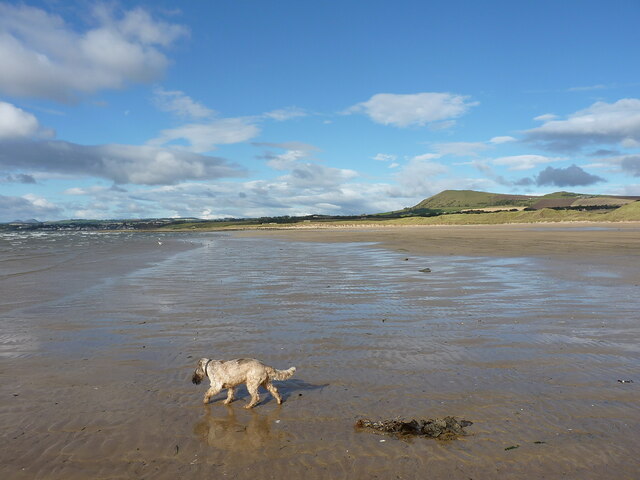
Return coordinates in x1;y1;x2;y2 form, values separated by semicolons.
1;226;639;479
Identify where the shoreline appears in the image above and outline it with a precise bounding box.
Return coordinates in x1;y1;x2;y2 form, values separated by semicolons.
234;221;640;257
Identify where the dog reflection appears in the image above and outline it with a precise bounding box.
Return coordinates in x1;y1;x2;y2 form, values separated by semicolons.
194;406;290;452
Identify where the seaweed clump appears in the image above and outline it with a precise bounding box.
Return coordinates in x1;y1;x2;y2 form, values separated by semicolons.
355;416;472;440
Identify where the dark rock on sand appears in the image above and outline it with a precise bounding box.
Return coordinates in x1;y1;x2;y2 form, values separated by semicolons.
355;416;472;440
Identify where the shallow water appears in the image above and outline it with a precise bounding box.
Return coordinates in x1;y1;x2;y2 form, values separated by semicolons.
1;232;638;479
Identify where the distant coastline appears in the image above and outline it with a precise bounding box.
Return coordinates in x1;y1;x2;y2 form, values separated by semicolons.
3;189;640;232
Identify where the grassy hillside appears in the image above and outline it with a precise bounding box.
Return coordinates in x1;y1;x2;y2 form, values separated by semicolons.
406;189;638;213
410;190;535;211
602;200;640;221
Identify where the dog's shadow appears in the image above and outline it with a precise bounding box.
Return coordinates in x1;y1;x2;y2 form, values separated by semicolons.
206;378;328;407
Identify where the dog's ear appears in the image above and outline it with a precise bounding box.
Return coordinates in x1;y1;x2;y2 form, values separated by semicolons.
192;358;209;385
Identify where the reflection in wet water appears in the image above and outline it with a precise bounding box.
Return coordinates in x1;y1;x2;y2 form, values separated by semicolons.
194;407;291;453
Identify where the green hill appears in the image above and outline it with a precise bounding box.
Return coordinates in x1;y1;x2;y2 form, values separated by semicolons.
408;190;536;212
402;189;639;215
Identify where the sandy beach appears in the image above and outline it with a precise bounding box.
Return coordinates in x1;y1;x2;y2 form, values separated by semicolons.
1;225;639;479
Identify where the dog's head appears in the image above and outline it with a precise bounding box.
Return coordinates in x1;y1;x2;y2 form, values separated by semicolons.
192;357;210;385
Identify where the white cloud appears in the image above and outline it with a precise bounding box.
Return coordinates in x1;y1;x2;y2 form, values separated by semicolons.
262;107;307;121
64;185;110;196
534;114;558;122
258;144;358;188
372;153;397;162
0;193;62;222
0;4;187;102
493;154;562;171
148;118;260;153
394;157;448;196
489;136;516;144
347;92;478;128
0;140;247;185
410;153;442;161
128;176;408;219
0;101;44;139
152;87;215;119
264;149;310;170
525;99;640;151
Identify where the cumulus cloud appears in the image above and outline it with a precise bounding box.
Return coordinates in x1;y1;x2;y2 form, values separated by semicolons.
129;179;405;219
0;101;53;139
0;194;62;222
535;164;605;187
113;143;410;217
347;92;477;128
493;154;562;171
0;4;187;102
152;87;215;119
525;99;640;151
0;140;246;185
148;118;260;153
394;157;448;196
258;144;358;189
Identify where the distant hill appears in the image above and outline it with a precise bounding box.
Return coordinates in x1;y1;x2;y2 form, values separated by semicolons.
411;190;535;211
400;190;640;215
11;219;41;224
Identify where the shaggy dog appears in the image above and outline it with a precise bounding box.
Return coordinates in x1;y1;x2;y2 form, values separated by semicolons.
192;358;296;408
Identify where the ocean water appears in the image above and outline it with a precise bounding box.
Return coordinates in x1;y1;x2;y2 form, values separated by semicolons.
1;230;638;479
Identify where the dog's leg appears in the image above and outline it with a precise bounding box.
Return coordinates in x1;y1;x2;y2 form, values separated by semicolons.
264;381;282;405
203;384;222;404
245;382;260;409
223;387;236;405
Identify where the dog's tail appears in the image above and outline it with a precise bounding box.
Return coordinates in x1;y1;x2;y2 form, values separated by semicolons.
268;366;296;381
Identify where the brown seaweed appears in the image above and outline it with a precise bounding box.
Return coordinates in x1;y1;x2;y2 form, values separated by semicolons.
355;416;472;440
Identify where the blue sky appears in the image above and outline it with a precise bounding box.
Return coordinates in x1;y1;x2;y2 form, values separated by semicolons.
1;0;639;221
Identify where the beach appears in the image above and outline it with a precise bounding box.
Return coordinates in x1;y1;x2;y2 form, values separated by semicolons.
1;225;639;479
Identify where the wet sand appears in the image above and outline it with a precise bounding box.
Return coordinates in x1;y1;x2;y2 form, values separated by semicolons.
1;225;639;479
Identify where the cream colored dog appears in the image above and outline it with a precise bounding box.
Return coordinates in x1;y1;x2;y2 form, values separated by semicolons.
192;358;296;408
